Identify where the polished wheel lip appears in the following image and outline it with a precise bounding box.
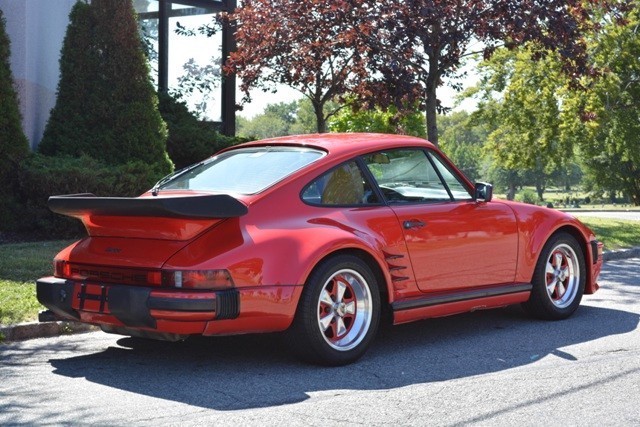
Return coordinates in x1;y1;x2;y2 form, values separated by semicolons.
316;268;373;352
545;243;580;309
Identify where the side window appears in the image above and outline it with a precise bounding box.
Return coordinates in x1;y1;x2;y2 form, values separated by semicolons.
427;152;473;201
302;161;380;206
363;149;451;203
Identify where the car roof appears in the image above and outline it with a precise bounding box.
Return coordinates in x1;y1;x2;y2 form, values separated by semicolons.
229;133;436;158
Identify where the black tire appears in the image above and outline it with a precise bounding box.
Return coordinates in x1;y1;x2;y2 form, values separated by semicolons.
286;254;381;366
522;232;586;320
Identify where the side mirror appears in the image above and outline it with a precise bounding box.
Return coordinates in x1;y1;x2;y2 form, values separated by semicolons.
474;182;493;202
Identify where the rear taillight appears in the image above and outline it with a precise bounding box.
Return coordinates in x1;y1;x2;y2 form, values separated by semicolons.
53;260;234;290
54;260;162;286
162;270;234;290
54;259;70;278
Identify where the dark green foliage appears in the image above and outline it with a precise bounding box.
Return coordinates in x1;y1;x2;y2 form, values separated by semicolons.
15;154;164;237
158;92;240;169
0;9;30;229
39;0;171;174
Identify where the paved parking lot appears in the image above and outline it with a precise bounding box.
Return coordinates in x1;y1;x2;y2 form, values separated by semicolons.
1;258;639;426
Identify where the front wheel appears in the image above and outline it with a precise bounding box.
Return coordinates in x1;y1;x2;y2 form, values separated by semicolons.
522;232;586;320
286;255;381;366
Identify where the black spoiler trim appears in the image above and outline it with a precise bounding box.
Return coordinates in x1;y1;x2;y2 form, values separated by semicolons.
48;194;248;219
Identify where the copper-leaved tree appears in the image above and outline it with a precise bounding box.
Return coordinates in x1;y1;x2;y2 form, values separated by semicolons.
224;0;372;133
364;0;629;145
226;0;626;143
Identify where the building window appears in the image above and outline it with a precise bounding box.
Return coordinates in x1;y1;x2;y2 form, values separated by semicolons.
135;0;236;135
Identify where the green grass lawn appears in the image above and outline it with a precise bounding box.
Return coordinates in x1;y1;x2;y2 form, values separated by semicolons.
1;216;639;328
577;217;640;252
0;240;74;325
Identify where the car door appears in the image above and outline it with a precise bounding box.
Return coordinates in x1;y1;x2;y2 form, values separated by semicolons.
362;148;518;293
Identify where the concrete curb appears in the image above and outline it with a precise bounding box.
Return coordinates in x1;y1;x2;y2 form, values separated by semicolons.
1;321;97;342
2;247;639;344
603;246;640;262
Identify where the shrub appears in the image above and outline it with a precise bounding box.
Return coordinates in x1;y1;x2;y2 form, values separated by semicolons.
158;92;238;169
15;154;165;237
0;9;30;230
39;0;171;174
515;188;538;205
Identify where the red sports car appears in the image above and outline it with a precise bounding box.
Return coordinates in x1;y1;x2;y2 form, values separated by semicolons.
37;133;603;365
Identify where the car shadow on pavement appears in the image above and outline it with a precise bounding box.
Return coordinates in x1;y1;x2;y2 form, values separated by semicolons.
46;304;639;411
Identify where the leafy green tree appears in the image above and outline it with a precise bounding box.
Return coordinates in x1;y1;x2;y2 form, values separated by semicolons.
237;112;291;140
39;0;171;174
568;5;640;205
0;8;30;228
236;99;323;139
329;104;426;138
438;111;487;182
468;47;574;200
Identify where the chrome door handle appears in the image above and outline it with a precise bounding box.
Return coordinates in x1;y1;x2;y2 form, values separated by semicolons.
403;219;426;229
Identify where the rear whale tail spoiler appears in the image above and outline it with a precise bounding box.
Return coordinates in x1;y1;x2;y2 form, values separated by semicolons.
48;193;248;219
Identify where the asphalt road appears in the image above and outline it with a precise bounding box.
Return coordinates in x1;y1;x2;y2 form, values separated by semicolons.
1;258;639;426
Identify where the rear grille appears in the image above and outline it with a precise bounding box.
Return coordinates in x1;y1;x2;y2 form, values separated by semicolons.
57;262;160;286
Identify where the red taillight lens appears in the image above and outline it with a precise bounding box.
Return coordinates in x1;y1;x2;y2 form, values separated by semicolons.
54;260;71;278
54;261;162;286
162;270;234;290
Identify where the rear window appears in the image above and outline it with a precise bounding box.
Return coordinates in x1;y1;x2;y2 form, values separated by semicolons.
159;147;325;194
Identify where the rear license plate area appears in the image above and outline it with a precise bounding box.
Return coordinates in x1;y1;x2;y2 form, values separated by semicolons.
72;283;109;313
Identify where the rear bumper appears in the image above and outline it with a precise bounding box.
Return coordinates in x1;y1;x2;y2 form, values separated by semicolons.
36;277;248;334
36;277;302;336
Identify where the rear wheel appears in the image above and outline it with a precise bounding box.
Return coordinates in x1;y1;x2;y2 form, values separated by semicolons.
287;255;380;366
523;232;585;320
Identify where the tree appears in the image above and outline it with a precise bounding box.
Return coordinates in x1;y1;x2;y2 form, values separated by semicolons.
568;4;640;205
236;99;328;140
237;111;292;140
438;111;487;182
469;46;569;201
0;8;30;227
329;103;426;138
158;92;235;169
39;0;171;174
362;0;628;145
223;0;372;133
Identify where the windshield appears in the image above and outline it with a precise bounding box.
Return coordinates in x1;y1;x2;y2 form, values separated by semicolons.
159;147;325;194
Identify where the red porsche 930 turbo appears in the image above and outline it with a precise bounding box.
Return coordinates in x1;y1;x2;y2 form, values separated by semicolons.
37;133;603;365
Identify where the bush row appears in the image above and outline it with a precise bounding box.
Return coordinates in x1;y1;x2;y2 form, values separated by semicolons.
9;155;166;238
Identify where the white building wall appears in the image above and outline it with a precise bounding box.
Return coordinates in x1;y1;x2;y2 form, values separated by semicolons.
0;0;76;149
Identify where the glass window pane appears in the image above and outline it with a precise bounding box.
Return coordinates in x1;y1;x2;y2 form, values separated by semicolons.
302;162;379;205
428;152;473;201
161;148;324;194
363;150;451;203
169;13;222;121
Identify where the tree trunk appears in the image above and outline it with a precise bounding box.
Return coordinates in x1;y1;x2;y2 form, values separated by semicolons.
425;54;439;145
535;182;545;201
425;87;438;145
313;100;327;133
